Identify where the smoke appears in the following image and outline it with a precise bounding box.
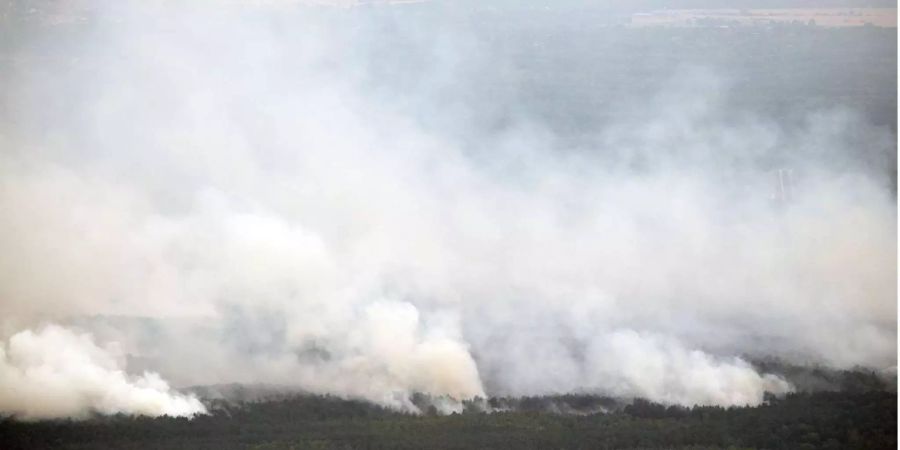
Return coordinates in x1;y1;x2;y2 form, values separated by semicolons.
0;325;205;420
0;1;895;418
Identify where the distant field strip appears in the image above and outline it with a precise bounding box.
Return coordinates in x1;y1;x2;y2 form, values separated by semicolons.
631;8;897;27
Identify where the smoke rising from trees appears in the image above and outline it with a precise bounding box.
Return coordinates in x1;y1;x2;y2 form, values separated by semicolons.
0;1;895;419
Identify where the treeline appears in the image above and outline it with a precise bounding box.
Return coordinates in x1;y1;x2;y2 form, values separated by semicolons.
0;390;895;449
751;359;896;393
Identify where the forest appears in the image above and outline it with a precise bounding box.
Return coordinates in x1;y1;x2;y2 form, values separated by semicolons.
0;388;895;449
1;367;896;449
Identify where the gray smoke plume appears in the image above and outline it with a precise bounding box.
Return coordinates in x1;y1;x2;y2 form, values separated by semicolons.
0;325;205;419
0;1;895;418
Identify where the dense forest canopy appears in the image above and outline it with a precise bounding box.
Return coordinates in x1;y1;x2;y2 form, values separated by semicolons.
0;389;896;449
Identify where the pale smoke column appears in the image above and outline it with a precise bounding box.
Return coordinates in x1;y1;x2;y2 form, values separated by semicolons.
0;1;893;417
583;330;792;406
0;325;206;420
350;301;485;407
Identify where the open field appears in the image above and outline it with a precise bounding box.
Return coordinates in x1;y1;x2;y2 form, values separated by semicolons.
631;8;897;27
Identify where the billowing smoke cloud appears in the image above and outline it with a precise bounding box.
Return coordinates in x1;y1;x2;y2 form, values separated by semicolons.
0;325;205;419
0;1;894;417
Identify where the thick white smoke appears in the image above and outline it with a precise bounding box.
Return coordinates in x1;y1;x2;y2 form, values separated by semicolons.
0;325;205;420
0;1;894;417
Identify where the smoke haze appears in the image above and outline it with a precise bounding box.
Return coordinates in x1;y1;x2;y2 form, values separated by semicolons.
0;325;205;419
0;1;895;418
